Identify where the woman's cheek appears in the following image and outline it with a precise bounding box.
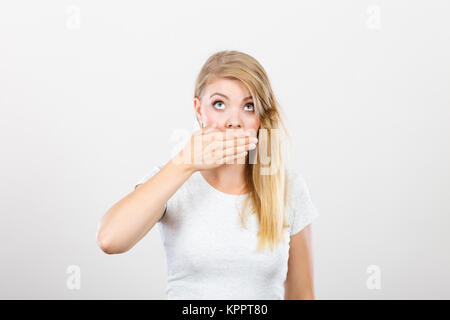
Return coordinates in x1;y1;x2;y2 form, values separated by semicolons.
246;116;260;130
201;110;217;127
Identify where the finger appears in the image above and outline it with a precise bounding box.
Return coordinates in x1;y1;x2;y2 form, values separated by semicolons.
202;124;220;143
221;135;257;149
205;136;257;153
212;141;254;162
203;139;221;155
219;131;257;146
203;130;257;151
203;127;232;144
221;142;257;156
203;139;239;155
202;131;222;145
220;150;248;165
204;128;254;144
201;122;218;135
223;128;251;139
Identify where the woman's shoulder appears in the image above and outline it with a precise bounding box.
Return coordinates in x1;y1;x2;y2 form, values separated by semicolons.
285;167;307;195
284;167;320;235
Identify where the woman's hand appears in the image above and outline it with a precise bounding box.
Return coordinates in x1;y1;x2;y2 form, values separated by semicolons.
172;123;258;172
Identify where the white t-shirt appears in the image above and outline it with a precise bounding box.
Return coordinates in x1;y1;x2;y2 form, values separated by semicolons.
135;163;319;300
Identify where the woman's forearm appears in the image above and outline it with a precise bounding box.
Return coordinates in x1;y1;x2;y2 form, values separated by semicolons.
285;290;316;300
96;158;194;254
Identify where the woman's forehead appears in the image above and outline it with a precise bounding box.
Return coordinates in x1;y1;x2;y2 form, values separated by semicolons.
204;78;252;99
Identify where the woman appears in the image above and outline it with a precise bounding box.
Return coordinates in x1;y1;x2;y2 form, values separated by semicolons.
96;50;320;300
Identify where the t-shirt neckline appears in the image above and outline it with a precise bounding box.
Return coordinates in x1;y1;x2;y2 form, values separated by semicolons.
197;171;249;198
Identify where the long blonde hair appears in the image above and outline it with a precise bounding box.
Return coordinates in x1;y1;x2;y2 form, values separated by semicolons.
194;50;292;252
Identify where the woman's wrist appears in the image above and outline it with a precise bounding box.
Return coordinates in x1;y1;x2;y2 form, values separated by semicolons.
168;153;196;176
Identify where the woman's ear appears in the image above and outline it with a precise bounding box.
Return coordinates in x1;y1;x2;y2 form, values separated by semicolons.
193;96;201;111
193;97;203;127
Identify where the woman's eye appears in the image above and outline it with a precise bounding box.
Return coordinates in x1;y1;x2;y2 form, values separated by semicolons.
244;103;255;112
212;100;225;110
212;100;254;112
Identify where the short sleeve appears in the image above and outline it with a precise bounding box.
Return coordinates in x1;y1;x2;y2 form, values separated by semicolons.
134;165;167;221
287;171;319;236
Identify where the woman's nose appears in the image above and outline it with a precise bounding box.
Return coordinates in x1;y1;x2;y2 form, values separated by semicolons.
226;116;242;129
226;122;241;129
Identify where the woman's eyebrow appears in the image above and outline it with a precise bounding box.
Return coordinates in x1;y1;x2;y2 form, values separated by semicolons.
210;92;253;101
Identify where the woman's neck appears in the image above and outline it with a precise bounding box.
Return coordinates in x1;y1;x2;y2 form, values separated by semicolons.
200;164;248;194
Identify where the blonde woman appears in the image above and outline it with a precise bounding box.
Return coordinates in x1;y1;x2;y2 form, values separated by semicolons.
96;50;320;300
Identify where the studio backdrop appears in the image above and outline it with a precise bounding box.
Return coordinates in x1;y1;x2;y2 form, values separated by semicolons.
0;0;449;299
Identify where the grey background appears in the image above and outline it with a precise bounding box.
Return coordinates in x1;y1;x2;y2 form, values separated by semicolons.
0;0;449;299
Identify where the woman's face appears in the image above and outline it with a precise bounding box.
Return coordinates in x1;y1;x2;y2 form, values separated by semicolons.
194;78;261;137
